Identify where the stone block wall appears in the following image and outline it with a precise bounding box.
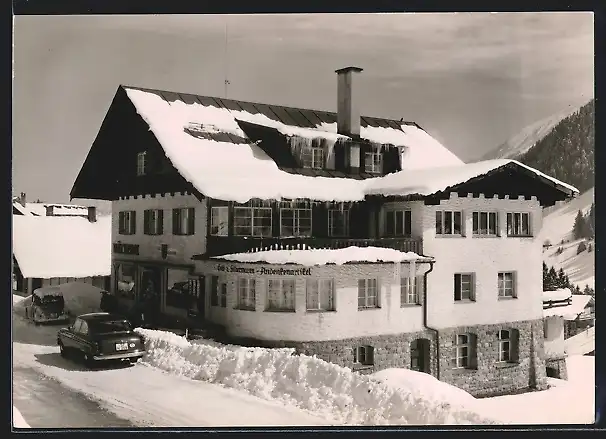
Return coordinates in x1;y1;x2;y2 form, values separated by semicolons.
438;318;547;397
545;357;568;380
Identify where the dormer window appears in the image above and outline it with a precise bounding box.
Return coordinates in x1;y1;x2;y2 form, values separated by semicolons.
302;146;326;169
364;151;382;174
136;151;148;176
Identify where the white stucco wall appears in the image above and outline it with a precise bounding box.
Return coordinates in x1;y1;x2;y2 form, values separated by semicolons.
543;316;566;358
196;260;432;342
418;193;544;328
111;192;207;266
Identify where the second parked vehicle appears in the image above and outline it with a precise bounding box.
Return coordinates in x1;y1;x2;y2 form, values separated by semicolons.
57;313;146;367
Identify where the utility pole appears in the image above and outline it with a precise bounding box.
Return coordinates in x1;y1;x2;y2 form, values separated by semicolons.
224;20;230;99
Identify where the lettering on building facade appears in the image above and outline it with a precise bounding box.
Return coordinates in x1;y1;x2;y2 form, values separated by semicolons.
216;264;312;276
113;243;140;255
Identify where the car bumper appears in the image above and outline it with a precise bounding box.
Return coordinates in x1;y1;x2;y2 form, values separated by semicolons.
36;315;70;323
93;350;146;361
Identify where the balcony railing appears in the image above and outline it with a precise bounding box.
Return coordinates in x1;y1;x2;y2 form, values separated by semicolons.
206;236;423;257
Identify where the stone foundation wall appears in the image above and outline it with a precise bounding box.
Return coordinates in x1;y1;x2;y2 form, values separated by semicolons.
545;357;568;380
438;319;547;397
213;319;548;398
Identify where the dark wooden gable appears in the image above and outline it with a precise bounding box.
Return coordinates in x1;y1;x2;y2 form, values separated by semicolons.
437;162;576;207
235;119;299;168
70;86;201;201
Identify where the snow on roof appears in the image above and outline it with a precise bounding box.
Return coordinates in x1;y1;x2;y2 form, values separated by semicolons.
12;202;31;216
12;215;111;278
124;87;578;203
211;246;433;266
543;288;572;302
366;159;579;198
544;295;592;320
25;202;89;216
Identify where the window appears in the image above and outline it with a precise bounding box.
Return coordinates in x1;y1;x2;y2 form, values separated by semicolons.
454;273;474;301
385;210;412;237
211;207;229;236
166;269;193;309
306;279;335;311
451;333;477;369
115;263;136;300
498;329;519;363
143;209;164;235
136;151;148;176
358;278;379;309
172;208;195;236
498;272;516;298
236;278;256;310
328;209;350;237
78;320;89;336
472;211;498;236
280;208;312;237
211;276;228;308
507;212;531;237
364;151;382;174
267;279;296;311
118;211;136;235
233;207;272;237
401;276;423;306
301;145;326;169
353;346;374;366
436;211;463;235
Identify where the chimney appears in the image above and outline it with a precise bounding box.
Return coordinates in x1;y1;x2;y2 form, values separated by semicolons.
336;67;363;173
336;67;363;137
88;206;97;223
19;192;26;207
45;205;54;216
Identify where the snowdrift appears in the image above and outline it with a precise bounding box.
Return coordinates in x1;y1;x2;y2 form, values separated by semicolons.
135;328;498;425
13;406;30;428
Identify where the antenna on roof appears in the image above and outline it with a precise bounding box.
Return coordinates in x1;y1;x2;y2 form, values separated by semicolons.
224;20;230;99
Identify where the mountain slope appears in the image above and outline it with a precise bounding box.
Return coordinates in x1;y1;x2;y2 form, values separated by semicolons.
480;106;580;161
480;99;594;194
541;187;594;289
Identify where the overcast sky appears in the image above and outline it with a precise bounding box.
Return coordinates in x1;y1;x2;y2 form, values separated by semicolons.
12;12;594;204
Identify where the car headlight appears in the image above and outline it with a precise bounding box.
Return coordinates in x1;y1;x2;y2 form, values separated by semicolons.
129;343;135;348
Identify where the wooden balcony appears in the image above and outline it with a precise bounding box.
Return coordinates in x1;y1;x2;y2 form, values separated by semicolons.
205;236;423;257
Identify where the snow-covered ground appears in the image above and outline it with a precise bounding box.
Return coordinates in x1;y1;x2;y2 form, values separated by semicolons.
12;294;595;426
13;406;30;428
542;187;594;289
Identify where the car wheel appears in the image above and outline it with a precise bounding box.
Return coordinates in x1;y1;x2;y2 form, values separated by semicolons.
58;342;67;358
129;357;140;365
82;352;96;369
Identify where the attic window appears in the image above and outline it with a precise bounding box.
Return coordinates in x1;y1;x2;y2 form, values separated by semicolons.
302;146;326;169
137;152;148;176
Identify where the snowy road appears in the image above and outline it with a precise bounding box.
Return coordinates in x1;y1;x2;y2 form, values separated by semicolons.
12;305;332;428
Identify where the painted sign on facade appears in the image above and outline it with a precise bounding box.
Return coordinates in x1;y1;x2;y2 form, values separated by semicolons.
216;264;312;276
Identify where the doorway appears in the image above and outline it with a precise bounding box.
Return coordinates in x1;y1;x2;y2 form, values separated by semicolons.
411;338;431;374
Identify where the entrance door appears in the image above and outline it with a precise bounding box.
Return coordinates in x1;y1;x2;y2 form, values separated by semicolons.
411;338;431;374
195;276;206;318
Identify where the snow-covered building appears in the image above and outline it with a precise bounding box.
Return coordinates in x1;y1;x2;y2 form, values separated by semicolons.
70;67;578;397
12;198;112;293
542;289;592;379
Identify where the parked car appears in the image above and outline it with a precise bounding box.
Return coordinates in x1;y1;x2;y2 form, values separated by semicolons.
57;313;146;367
24;286;70;325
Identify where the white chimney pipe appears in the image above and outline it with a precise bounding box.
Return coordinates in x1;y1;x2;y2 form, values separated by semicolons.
335;66;363;137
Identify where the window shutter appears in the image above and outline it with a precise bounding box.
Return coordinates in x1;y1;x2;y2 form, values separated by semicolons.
454;275;461;301
469;333;478;368
211;276;218;306
158;210;164;234
188;208;195;235
404;210;412;236
143;210;150;235
512;329;520;362
130;211;136;234
173;209;180;235
118;212;124;234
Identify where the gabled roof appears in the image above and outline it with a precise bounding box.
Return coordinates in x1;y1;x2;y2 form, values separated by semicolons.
12;215;111;278
72;85;579;205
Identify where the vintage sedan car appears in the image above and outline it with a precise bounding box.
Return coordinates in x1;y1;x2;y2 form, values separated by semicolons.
57;313;146;367
25;286;70;325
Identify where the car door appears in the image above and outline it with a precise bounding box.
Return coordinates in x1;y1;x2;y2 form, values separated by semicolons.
62;318;82;349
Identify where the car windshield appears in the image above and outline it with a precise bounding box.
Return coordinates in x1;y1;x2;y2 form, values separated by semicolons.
40;295;63;303
90;320;132;334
